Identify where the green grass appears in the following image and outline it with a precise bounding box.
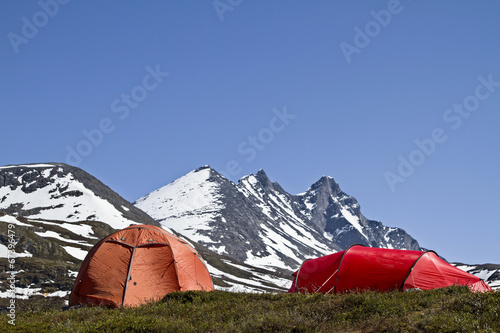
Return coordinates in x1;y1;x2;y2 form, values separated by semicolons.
2;286;499;332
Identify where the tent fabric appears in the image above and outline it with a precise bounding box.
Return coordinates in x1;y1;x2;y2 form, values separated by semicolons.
70;225;214;308
289;245;492;294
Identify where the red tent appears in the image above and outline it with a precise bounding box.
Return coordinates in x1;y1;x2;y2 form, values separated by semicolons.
288;245;492;294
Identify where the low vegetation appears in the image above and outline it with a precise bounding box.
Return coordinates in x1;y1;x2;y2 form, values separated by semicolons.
2;286;498;332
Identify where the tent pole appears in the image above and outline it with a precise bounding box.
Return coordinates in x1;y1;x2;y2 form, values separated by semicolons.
313;269;338;294
122;246;136;307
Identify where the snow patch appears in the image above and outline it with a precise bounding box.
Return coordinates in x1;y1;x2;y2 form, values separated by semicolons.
62;246;89;260
0;215;32;227
0;243;32;258
339;207;367;240
35;230;93;246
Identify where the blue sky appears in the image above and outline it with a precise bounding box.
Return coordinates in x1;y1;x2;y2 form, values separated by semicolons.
1;0;499;264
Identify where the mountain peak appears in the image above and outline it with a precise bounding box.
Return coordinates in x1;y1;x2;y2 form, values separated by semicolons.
308;175;341;197
195;165;212;172
255;169;272;187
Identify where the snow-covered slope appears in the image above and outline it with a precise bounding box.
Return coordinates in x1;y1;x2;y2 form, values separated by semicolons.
135;166;421;272
235;172;339;269
453;263;500;291
0;163;158;229
134;166;224;243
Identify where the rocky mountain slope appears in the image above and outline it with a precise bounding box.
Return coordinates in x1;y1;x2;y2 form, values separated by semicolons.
135;166;421;271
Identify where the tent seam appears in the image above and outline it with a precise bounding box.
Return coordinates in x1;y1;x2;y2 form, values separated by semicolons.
333;244;365;293
399;250;438;291
293;259;310;293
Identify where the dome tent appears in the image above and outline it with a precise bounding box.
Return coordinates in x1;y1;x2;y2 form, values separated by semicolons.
288;245;492;294
70;224;214;308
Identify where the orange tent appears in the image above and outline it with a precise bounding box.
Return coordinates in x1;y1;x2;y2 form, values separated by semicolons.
69;224;214;308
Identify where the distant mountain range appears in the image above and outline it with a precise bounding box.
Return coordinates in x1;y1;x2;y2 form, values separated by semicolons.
0;163;498;308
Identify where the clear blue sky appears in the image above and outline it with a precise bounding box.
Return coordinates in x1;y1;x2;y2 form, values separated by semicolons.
1;1;499;264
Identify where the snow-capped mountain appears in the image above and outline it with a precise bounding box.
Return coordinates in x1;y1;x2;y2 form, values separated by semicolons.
135;165;421;272
0;163;158;229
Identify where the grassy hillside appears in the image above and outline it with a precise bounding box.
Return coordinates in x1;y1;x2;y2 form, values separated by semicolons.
2;286;498;332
